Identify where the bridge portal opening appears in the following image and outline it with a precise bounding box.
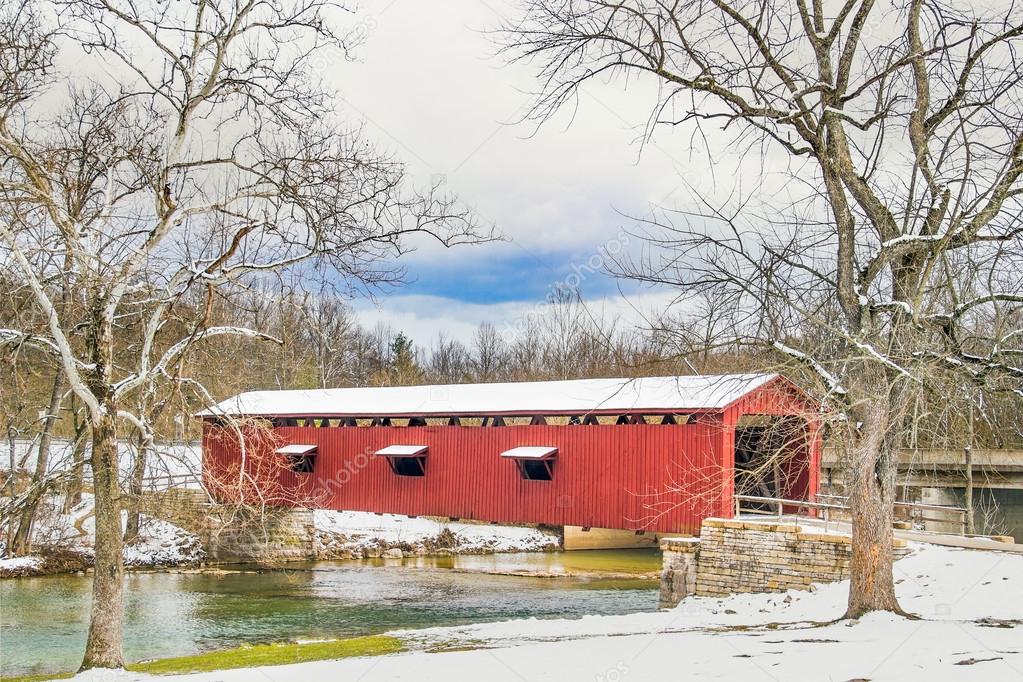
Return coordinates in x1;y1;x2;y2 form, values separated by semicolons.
734;415;812;508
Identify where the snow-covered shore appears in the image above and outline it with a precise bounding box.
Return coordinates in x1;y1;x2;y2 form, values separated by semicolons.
46;542;1023;681
314;510;561;558
0;494;204;578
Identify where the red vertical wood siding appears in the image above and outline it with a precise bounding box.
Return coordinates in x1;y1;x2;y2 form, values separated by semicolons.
202;377;819;534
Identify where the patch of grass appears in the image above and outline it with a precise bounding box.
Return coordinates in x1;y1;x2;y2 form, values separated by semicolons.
129;635;406;675
0;635;405;681
0;674;73;682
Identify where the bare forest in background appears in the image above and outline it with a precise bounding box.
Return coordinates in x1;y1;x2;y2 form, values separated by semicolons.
5;284;1020;450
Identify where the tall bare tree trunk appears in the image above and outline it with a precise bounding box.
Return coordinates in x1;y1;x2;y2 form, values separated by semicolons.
964;401;975;535
123;431;146;543
81;410;125;670
4;426;16;553
63;400;88;514
13;369;65;554
846;391;906;618
847;462;900;616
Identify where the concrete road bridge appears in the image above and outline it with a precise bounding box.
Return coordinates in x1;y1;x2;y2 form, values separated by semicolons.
821;447;1023;541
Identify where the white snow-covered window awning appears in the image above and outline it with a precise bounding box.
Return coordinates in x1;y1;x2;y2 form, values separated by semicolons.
375;445;428;457
501;446;557;460
275;444;318;456
376;445;428;477
275;444;317;474
502;446;557;481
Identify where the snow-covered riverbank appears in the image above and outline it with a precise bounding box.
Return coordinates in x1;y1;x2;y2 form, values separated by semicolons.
0;494;204;577
314;510;560;558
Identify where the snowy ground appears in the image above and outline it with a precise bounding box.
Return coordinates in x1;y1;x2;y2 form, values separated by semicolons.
0;555;43;576
0;494;203;577
314;509;561;556
53;543;1023;681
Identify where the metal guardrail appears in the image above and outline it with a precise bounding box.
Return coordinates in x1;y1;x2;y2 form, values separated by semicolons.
734;494;968;534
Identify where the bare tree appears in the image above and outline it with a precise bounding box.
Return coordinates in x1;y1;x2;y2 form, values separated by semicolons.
0;0;485;670
10;367;64;553
297;292;361;389
471;322;509;382
428;332;471;383
502;0;1023;617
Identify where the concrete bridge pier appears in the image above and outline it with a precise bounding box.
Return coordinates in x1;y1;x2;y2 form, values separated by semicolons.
563;526;663;550
659;538;699;607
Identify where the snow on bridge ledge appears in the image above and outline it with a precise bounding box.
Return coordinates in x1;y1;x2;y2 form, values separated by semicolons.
199;373;779;418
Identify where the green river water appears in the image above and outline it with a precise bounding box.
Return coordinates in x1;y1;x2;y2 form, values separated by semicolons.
0;550;661;677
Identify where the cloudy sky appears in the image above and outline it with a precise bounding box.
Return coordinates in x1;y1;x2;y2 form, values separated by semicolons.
326;1;702;343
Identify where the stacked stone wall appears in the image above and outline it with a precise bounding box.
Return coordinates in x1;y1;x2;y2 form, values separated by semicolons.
659;517;909;606
138;489;316;563
138;489;211;535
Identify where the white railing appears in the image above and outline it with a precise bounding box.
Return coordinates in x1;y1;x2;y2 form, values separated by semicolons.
140;472;203;491
734;494;968;534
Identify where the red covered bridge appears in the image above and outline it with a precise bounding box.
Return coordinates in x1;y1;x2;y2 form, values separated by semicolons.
200;374;821;535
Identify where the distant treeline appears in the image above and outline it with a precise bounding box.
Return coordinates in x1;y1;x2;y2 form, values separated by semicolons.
3;283;1020;450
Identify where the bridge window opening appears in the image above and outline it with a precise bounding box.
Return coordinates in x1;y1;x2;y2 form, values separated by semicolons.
390;456;426;476
275;444;317;474
501;446;558;481
291;456;315;473
376;444;429;477
519;459;554;480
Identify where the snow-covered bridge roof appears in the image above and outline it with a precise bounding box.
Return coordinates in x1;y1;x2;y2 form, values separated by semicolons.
200;373;779;418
